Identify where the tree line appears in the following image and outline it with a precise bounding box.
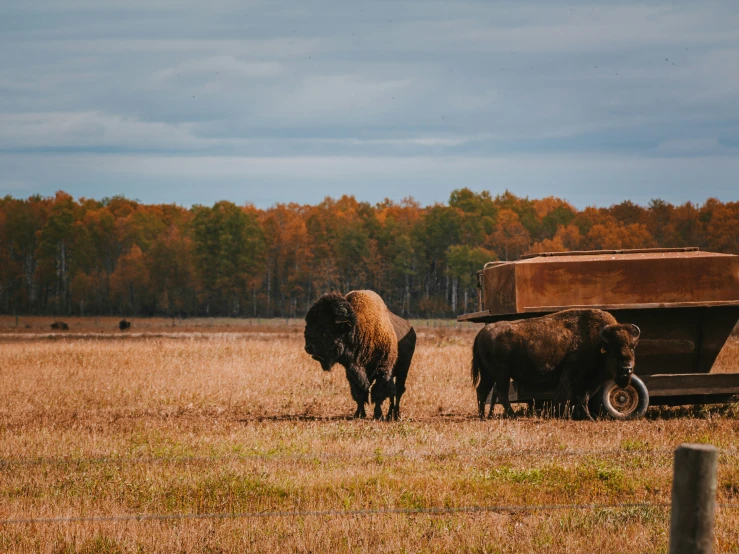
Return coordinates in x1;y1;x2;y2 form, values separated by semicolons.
1;189;737;318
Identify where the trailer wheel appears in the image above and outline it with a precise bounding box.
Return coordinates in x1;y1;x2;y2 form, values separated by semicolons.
599;375;649;420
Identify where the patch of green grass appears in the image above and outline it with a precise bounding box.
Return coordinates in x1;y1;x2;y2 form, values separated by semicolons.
374;448;385;464
558;505;668;534
478;466;546;485
125;429;200;459
595;466;627;491
113;469;294;513
620;438;650;451
399;490;427;509
52;535;126;554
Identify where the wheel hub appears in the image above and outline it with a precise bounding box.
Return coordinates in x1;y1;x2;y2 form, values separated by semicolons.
609;385;639;415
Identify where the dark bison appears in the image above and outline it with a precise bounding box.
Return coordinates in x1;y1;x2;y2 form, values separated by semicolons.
471;309;640;421
50;321;69;330
119;319;131;331
304;290;416;420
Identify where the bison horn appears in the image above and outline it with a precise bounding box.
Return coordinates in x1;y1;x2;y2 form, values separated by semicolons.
629;324;641;339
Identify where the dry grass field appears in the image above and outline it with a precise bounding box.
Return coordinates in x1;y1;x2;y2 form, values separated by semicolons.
1;317;738;553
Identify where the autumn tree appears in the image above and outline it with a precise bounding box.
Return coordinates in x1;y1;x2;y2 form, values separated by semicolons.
0;195;49;311
37;191;77;314
584;220;655;250
528;224;583;254
148;226;196;316
191;201;265;315
109;244;150;315
705;201;739;254
488;209;531;261
375;198;421;315
446;245;496;313
261;203;313;317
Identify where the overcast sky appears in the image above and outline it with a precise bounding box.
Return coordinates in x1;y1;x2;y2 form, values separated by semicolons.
1;0;738;208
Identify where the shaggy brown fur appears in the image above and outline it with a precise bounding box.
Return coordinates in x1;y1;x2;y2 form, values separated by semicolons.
304;290;416;420
471;309;640;421
346;291;398;368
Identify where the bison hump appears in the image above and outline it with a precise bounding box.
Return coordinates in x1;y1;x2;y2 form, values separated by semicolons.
346;290;398;364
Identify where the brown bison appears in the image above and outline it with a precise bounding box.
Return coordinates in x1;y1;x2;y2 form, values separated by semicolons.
50;321;69;330
304;290;416;420
471;309;640;421
119;319;131;331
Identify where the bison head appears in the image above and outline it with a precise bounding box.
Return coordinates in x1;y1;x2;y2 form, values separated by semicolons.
304;293;357;371
600;323;640;387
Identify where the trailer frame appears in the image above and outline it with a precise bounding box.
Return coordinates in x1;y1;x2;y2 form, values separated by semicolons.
458;248;739;412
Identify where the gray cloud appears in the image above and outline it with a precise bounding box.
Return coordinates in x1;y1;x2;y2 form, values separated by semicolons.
1;0;738;207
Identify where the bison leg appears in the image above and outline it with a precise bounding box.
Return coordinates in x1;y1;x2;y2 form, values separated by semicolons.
496;376;515;418
349;383;367;419
391;378;406;421
345;365;370;419
487;384;497;419
391;328;414;421
476;376;495;421
553;364;578;419
385;376;403;421
371;369;395;421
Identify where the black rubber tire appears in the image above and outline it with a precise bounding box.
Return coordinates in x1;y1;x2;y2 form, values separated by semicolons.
599;375;649;420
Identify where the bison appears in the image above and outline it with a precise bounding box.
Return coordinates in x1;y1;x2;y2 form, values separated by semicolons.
304;290;416;420
119;319;131;331
50;321;69;330
471;309;640;421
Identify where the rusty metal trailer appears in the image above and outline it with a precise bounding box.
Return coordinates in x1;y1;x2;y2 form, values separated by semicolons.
458;247;739;418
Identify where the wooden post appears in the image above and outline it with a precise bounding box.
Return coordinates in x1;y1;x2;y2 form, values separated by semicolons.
669;443;718;554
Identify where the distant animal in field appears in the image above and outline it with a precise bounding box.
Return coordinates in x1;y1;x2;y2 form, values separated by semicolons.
119;319;131;331
50;321;69;331
471;309;640;421
304;290;416;420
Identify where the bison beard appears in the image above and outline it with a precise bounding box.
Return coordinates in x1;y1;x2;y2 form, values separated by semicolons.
304;290;416;420
471;309;640;421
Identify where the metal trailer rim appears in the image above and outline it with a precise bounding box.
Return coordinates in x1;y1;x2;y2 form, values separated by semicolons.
600;375;650;420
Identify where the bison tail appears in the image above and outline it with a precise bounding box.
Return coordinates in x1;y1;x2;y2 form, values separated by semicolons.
471;335;481;387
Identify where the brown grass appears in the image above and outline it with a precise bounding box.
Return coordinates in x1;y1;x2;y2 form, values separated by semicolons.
0;320;738;553
715;331;739;373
